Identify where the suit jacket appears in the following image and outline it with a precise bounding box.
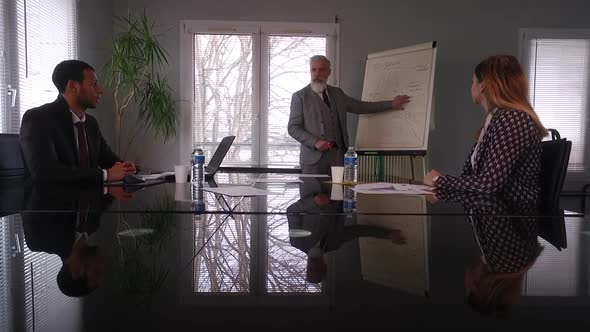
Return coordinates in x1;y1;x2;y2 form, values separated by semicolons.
20;96;120;184
288;85;391;166
436;109;543;205
21;185;109;259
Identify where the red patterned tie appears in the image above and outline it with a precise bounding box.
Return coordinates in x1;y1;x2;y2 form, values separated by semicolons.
75;122;89;168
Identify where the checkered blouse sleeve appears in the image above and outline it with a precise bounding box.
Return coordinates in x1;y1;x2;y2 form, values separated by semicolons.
436;110;540;194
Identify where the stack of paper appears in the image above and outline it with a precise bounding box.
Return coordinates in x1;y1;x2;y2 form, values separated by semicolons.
352;182;433;195
250;178;303;184
294;174;330;178
139;171;175;180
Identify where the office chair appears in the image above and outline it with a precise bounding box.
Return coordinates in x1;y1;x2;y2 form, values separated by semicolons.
539;129;572;210
537;129;571;250
0;134;25;179
0;134;26;216
538;213;567;250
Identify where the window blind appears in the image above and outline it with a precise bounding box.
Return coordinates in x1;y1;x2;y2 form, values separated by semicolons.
15;0;77;133
0;0;7;133
527;37;590;187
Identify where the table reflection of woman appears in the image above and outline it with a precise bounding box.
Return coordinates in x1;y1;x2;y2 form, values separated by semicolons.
435;190;542;317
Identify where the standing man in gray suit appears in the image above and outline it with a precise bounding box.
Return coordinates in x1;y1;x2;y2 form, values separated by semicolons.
288;55;410;174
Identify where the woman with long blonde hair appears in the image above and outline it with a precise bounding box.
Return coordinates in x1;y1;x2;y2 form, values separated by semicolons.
425;55;547;203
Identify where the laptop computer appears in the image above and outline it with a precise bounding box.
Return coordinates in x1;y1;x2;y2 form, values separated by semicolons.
204;135;235;179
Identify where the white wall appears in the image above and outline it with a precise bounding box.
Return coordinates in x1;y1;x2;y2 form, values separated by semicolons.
97;0;590;175
78;0;114;143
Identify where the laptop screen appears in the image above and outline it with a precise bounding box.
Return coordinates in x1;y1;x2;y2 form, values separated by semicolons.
205;135;236;174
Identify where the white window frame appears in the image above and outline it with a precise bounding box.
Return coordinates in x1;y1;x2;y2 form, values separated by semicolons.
518;28;590;187
179;20;340;166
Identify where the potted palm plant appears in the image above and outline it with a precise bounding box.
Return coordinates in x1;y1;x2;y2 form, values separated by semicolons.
106;11;177;158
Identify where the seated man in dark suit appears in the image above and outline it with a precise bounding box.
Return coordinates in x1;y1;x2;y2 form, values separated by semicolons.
20;60;135;183
21;185;116;297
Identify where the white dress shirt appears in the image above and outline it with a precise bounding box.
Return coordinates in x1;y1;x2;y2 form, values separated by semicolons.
314;87;329;100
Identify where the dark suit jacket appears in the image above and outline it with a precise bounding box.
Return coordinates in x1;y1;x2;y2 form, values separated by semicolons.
21;185;110;259
20;96;120;183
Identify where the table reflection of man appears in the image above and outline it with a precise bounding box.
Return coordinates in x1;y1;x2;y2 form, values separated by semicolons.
288;179;405;284
434;190;542;317
21;185;126;297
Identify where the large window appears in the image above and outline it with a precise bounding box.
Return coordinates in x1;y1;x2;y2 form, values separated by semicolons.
1;0;78;134
180;21;339;166
0;0;9;133
520;29;590;188
190;175;324;297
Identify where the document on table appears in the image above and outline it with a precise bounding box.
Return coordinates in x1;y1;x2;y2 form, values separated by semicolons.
202;186;274;197
139;171;175;180
352;182;434;195
268;173;330;178
250;178;303;183
295;174;330;178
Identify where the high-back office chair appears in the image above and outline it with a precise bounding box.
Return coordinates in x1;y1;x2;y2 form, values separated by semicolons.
539;129;572;210
538;129;572;250
0;134;26;216
0;134;25;179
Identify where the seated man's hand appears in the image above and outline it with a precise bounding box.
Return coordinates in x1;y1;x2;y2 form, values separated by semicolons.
107;162;135;182
122;160;136;174
392;95;411;110
314;140;332;152
107;186;132;201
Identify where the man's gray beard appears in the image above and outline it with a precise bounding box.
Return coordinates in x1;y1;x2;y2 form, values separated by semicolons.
310;80;327;93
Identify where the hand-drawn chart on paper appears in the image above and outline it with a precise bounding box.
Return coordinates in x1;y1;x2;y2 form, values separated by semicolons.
356;42;437;151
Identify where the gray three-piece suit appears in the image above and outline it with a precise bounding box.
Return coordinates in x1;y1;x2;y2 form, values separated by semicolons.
288;84;391;174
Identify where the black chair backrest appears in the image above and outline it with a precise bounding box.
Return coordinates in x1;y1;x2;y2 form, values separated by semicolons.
539;129;572;210
0;134;25;178
538;214;567;250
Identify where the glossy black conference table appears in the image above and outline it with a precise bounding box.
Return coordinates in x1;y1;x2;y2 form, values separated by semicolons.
0;172;589;330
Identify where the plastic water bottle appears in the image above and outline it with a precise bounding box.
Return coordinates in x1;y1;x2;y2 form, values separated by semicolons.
191;148;205;186
343;147;358;184
191;184;206;213
343;185;357;213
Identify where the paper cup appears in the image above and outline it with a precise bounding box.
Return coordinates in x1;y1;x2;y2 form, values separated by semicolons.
175;182;188;201
330;184;344;201
331;166;344;184
174;165;189;183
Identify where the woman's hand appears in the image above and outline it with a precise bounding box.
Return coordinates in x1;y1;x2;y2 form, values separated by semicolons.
424;169;443;186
